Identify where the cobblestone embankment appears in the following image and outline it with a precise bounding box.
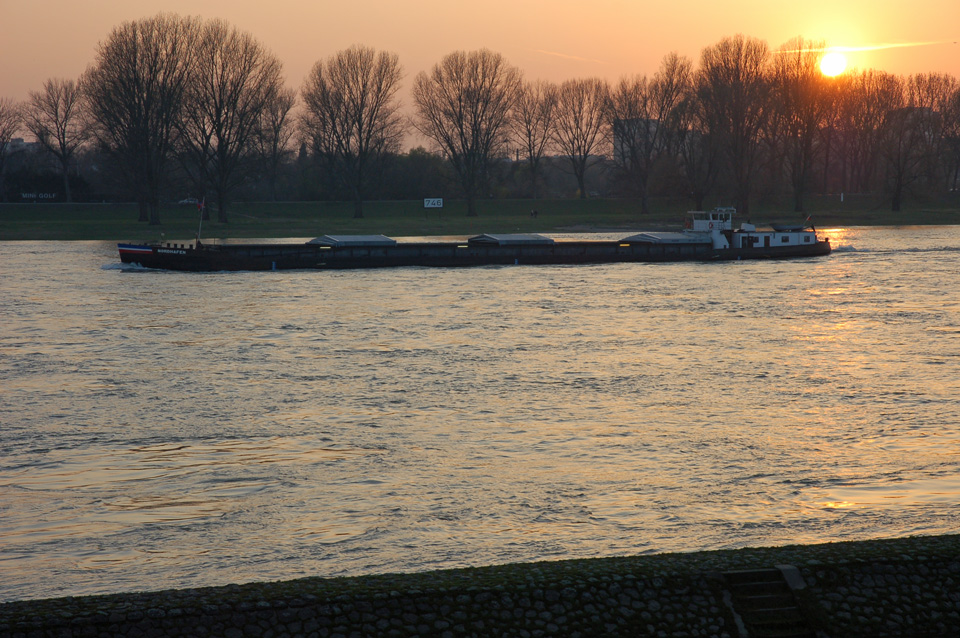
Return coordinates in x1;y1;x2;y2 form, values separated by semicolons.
2;534;959;637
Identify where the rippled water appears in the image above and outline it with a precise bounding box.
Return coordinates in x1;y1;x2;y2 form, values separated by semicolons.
2;227;960;602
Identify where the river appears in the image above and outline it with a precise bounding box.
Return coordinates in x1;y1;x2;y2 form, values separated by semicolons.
2;226;959;602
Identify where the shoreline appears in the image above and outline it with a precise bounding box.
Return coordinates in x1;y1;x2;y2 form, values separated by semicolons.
3;533;960;636
2;198;959;241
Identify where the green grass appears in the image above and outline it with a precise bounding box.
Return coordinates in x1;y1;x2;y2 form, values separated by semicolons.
2;195;959;241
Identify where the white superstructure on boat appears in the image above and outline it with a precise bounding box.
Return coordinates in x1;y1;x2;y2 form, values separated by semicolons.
627;207;827;255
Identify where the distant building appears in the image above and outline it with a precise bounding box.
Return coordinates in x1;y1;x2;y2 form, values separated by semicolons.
3;138;38;155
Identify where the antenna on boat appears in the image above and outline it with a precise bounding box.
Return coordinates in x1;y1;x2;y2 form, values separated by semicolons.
195;198;205;247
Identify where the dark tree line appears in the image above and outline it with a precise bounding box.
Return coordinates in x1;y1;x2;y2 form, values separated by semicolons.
3;16;960;222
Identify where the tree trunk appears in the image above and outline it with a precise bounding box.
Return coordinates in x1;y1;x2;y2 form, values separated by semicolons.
466;195;478;217
638;174;650;214
353;197;364;219
138;200;149;223
149;199;161;225
891;173;903;211
62;165;72;203
736;180;751;216
821;127;833;196
217;191;229;223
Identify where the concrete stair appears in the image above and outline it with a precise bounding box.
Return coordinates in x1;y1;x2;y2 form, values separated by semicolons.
722;567;816;638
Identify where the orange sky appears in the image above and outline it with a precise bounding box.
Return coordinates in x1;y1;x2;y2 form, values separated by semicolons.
2;0;958;103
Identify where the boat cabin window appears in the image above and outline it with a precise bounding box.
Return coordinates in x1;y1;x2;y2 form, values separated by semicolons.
782;236;790;243
804;236;811;243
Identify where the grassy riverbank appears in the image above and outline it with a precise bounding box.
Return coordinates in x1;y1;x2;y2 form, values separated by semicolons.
2;193;959;241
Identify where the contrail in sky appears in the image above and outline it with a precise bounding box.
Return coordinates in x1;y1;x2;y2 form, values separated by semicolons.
532;49;604;64
781;40;957;54
832;40;957;52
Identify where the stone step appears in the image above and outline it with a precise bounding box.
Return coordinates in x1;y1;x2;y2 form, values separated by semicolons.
733;593;800;611
745;605;804;624
730;579;793;597
743;618;817;638
724;568;784;585
722;567;816;638
745;627;817;638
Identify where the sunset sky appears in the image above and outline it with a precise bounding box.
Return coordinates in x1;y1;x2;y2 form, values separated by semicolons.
2;0;958;103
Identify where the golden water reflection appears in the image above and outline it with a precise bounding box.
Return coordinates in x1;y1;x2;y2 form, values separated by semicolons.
815;478;960;509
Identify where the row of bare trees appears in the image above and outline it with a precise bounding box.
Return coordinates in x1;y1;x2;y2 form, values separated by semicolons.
3;15;960;223
83;15;290;224
0;14;294;224
320;36;960;218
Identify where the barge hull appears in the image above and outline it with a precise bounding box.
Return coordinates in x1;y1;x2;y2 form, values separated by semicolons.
118;238;830;272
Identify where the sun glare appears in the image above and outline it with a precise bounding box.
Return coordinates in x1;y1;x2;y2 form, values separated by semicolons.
820;51;848;77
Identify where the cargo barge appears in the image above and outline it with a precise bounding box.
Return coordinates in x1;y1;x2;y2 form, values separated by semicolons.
117;209;831;272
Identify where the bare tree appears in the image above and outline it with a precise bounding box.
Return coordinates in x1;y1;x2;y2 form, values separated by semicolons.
85;13;201;224
553;78;610;198
771;38;833;212
671;71;722;210
676;109;719;209
178;19;284;223
875;76;913;212
0;98;22;203
818;73;846;195
301;45;404;218
697;34;771;214
834;70;901;194
908;73;957;191
608;76;648;198
510;80;557;199
255;86;297;202
608;53;691;213
881;73;957;211
944;85;960;191
23;78;88;202
412;49;522;216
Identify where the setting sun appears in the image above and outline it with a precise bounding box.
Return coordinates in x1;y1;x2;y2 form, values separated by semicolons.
820;51;848;76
